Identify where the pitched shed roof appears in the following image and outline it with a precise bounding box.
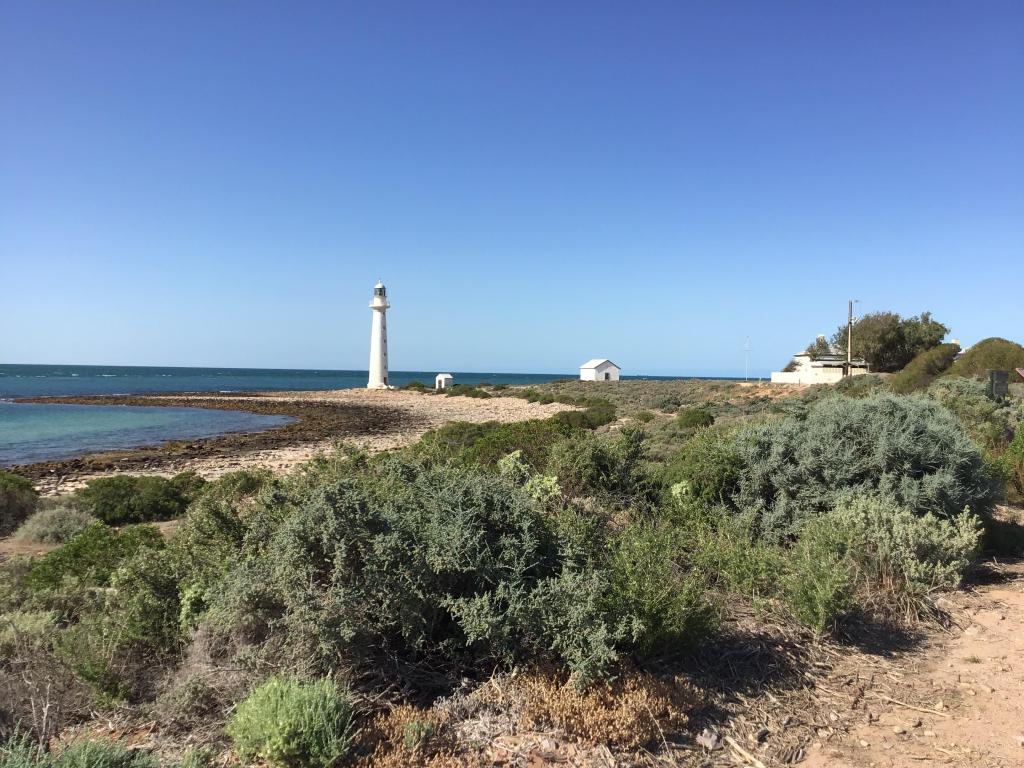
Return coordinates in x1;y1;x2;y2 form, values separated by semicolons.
579;359;620;370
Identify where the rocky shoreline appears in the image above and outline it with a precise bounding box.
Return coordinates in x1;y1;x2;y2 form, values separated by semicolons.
10;389;576;494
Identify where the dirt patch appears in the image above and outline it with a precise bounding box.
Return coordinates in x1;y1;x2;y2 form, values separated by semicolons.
8;389;576;495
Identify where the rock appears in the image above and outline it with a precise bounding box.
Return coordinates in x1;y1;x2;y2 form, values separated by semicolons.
892;725;906;734
696;728;720;751
858;739;870;748
1016;733;1024;748
924;731;937;737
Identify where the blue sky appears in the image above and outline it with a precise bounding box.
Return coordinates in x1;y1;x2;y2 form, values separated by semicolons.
2;1;1021;377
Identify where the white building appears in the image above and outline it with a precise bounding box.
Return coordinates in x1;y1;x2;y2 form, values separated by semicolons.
435;373;454;390
367;281;391;389
579;359;621;382
771;353;869;385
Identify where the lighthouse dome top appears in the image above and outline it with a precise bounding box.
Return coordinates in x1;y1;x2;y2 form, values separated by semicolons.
373;281;386;297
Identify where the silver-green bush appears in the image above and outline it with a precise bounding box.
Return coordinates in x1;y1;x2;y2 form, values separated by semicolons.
733;393;997;539
14;505;94;544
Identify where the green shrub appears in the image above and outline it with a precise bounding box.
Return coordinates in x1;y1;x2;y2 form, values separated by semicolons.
74;473;205;525
825;495;981;594
25;523;164;594
791;495;982;623
928;377;1018;452
444;384;490;398
946;337;1024;379
662;428;742;504
546;427;652;503
412;418;577;471
51;740;157;768
608;521;717;656
889;343;960;393
0;738;158;768
226;676;356;768
782;531;853;633
14;504;94;544
211;458;622;683
0;470;38;537
676;408;714;429
400;380;428;390
999;428;1024;498
633;410;655;424
733;393;997;539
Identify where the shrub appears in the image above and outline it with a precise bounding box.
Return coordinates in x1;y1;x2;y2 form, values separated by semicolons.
211;458;622;684
226;676;356;768
928;377;1018;452
633;410;655;424
889;343;960;393
24;523;164;595
0;471;38;537
444;384;490;398
51;740;157;768
675;408;714;429
782;528;853;632
0;738;158;768
795;495;982;622
1000;428;1024;498
733;393;997;539
74;473;205;525
946;337;1024;379
400;380;428;390
608;522;717;656
661;428;742;504
546;427;652;504
14;505;94;544
412;418;577;471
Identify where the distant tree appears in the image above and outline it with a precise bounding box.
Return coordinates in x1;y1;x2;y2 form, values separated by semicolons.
831;311;948;373
804;336;832;359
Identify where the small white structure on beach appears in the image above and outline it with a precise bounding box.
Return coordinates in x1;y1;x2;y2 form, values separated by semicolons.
367;281;391;389
771;352;869;385
435;373;454;390
579;359;621;382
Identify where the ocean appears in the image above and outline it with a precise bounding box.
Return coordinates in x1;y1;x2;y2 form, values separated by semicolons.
0;364;578;466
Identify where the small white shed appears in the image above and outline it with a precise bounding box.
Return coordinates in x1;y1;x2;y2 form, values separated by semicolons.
579;359;621;382
435;373;454;390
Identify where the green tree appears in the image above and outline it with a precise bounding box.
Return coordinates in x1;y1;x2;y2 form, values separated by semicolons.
832;311;948;373
804;336;832;358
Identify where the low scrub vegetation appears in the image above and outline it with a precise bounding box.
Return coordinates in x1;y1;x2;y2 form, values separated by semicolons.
14;503;94;544
946;336;1024;379
226;676;356;768
889;342;960;393
74;472;206;525
1;470;39;537
1;377;1021;764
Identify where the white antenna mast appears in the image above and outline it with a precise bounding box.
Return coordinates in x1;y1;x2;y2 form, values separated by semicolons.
744;337;752;381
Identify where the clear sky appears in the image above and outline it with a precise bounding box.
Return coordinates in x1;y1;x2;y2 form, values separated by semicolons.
2;1;1022;377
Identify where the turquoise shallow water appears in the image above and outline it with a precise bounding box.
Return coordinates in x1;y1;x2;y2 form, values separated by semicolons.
0;401;293;466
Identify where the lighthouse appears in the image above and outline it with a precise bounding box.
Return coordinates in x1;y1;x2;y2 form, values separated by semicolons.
367;281;390;389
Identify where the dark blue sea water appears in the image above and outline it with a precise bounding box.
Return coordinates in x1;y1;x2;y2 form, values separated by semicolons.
0;364;574;399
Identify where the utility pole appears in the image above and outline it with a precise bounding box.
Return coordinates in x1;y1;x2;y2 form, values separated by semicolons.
846;299;859;377
744;337;751;382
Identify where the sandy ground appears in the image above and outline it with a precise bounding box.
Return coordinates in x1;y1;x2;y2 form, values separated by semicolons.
12;389;576;495
797;560;1024;768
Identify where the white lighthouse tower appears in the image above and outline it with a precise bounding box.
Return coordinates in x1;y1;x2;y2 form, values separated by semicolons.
367;280;391;389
